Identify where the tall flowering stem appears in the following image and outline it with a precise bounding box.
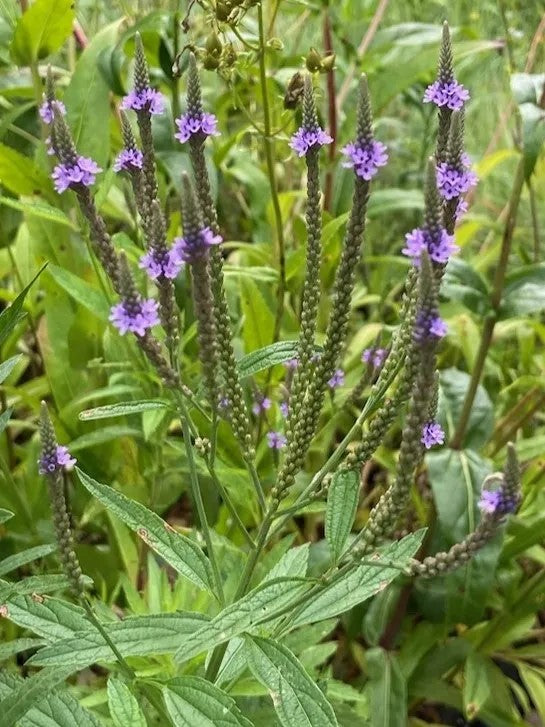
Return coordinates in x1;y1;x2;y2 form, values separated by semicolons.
439;111;477;234
118;112;145;221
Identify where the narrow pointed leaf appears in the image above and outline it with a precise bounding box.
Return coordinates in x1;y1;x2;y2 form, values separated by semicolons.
108;678;147;727
79;399;170;421
0;543;56;577
163;676;253;727
325;470;360;562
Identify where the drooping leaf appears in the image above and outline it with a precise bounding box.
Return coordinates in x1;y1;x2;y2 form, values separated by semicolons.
0;543;56;577
47;265;110;321
79;399;170;421
366;647;407;727
108;678;147;727
501;264;545;317
0;354;22;384
163;676;253;727
246;635;338;727
77;469;215;594
0;196;76;228
10;0;74;64
325;470;360;562
0;264;46;347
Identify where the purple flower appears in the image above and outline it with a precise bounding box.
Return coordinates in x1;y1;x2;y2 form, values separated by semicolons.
121;88;164;115
109;298;160;337
45;136;55;156
456;198;468;221
478;488;517;517
341;140;388;180
436;162;477;200
402;227;459;266
280;401;289;417
175;112;220;143
172;227;222;264
114;148;144;173
139;248;183;280
429;316;448;338
219;396;230;411
421;421;445;449
423;80;470;111
414;312;448;342
253;396;272;416
267;431;287;449
362;347;387;368
39;96;66;125
38;445;76;475
284;358;298;370
52;156;102;193
328;368;345;389
290;127;333;157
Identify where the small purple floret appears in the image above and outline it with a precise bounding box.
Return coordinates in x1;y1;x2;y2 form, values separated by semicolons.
402;227;459;266
121;88;164;115
437;162;477;200
284;358;298;370
38;445;76;475
109;298;159;337
328;368;345;389
362;347;387;368
290;127;333;157
175;112;219;143
172;227;222;264
267;431;287;449
139;248;183;280
114;148;144;173
341;140;388;180
52;156;102;193
252;396;272;416
423;80;470;111
280;401;289;417
414;312;448;342
478;488;517;517
39;96;66;125
421;421;445;449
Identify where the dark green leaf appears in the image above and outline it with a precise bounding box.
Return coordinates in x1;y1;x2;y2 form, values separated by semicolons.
163;676;253;727
442;259;490;315
501;263;545;317
366;647;407;727
325;470;360;562
438;368;493;450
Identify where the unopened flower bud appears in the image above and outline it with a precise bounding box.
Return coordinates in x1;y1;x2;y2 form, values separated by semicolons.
267;37;284;51
206;33;222;57
195;437;211;456
305;47;323;73
203;54;220;70
321;53;336;72
216;1;231;21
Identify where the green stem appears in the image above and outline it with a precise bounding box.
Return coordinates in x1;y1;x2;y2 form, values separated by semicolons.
245;457;267;514
81;597;135;680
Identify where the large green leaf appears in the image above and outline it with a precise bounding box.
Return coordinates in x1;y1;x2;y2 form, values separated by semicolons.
501;264;545;317
438;368;493;450
442;259;490;316
1;593;89;640
291;531;425;628
0;196;76;228
77;469;214;594
366;648;407;727
237;341;316;378
246;635;338;727
108;678;147;727
325;470;360;563
30;612;210;668
10;0;74;64
163;676;253;727
0;574;88;600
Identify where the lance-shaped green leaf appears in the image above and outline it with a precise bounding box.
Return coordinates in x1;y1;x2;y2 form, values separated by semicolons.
108;678;147;727
236;341;323;378
79;399;170;421
0;509;14;524
30;612;210;668
0;355;22;385
0;543;56;577
163;676;253;727
174;577;310;663
292;530;425;628
1;593;89;640
0;265;46;348
47;265;110;321
366;647;407;727
77;469;214;594
0;574;90;600
325;470;360;562
246;635;338;727
0;638;45;663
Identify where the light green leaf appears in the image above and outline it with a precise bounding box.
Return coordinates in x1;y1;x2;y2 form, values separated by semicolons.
367;188;424;217
292;531;426;627
10;0;74;64
0;509;14;524
0;408;12;435
0;196;76;228
163;676;253;727
236;341;322;378
108;678;147;727
264;544;310;582
366;647;407;727
246;635;338;727
79;399;170;421
0;144;52;197
501;264;545;317
0;264;46;347
0;574;90;599
30;612;210;669
174;577;310;663
325;470;360;562
0;354;22;384
240;278;274;353
0;543;56;577
77;469;214;594
47;265;110;321
464;652;492;720
1;593;89;640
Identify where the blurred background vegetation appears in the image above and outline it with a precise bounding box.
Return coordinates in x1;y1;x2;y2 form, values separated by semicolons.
0;0;544;724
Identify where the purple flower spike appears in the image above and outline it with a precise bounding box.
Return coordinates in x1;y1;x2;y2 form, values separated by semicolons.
175;112;220;143
341;140;388;180
478;488;517;517
328;368;345;389
436;162;477;200
139;248;183;280
121;88;164;115
39;96;66;125
172;227;222;265
290;127;333;157
362;347;387;369
114;148;144;173
109;298;159;337
38;445;76;475
423;80;470;111
421;421;445;449
402;227;459;266
267;431;287;450
52;156;102;193
252;396;272;416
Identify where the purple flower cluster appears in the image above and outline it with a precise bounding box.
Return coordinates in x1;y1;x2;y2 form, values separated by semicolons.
402;227;459;266
175;112;219;143
172;227;222;264
267;431;287;449
421;421;445;449
436;162;477;200
121;88;164;115
341;140;388;180
423;80;469;111
362;347;387;369
52;156;102;193
38;445;76;475
114;148;144;173
252;396;272;416
478;488;518;517
284;358;298;370
290;126;333;157
414;311;448;342
109;298;159;336
139;248;183;280
280;401;289;417
39;96;66;125
328;368;345;389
